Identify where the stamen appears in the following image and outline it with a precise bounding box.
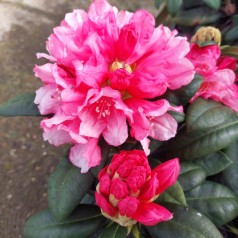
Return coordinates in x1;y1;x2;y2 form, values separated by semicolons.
95;97;113;119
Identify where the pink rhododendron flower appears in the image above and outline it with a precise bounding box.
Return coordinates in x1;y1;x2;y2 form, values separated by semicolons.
34;0;195;172
187;43;238;111
95;150;180;226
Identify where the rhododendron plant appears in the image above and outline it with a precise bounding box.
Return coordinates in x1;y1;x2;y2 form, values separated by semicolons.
34;0;195;172
95;150;180;227
187;43;238;111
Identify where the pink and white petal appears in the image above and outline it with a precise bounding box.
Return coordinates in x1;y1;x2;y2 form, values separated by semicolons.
149;113;178;141
140;137;150;156
34;85;61;115
95;192;117;217
132;202;173;226
42;126;72;146
153;158;180;194
103;108;128;146
116;10;133;28
69;138;101;173
34;64;55;84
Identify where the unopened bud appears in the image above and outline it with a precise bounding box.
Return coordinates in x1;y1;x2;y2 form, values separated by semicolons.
191;26;221;46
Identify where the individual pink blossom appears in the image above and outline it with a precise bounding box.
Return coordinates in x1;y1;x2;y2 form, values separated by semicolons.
187;43;238;111
95;150;180;226
34;0;195;172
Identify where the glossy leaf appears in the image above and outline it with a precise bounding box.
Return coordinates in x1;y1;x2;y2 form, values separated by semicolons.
161;74;203;106
100;222;127;238
48;158;94;221
202;0;221;10
0;93;40;116
155;0;164;9
186;182;238;226
156;182;187;206
165;99;238;160
24;205;106;238
146;203;223;238
192;151;232;176
222;142;238;195
166;0;182;17
178;163;206;191
169;111;185;123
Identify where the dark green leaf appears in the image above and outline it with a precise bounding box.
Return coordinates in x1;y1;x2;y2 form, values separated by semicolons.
149;138;163;154
174;7;223;26
146;203;223;238
24;205;106;238
155;0;164;9
224;26;238;42
192;151;232;176
166;0;182;17
165;99;238;160
178;163;206;191
168;111;185;123
156;182;187;206
48;158;94;221
161;74;203;106
222;142;238;195
202;0;221;10
186;181;238;226
0;93;40;116
197;40;218;47
100;222;127;238
186;98;237;132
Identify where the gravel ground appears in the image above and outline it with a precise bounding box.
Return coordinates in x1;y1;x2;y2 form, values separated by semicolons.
0;1;157;237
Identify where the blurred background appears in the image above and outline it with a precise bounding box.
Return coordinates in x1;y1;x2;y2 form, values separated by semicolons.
1;0;238;237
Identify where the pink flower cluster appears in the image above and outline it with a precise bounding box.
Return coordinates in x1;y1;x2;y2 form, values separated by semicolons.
187;43;238;111
95;150;180;226
34;0;195;172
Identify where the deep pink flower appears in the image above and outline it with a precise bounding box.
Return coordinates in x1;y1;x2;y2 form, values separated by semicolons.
187;44;238;111
34;0;195;172
95;150;180;226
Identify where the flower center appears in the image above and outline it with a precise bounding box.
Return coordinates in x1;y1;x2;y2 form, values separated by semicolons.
95;97;112;119
110;61;133;73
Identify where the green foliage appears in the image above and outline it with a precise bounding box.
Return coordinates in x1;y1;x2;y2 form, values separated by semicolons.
24;205;106;238
99;223;127;238
186;182;238;227
0;93;40;116
164;99;238;160
221;46;238;60
48;158;94;221
178;163;206;191
145;203;223;238
156;182;187;206
222;142;238;195
202;0;221;10
192;151;232;176
166;0;182;17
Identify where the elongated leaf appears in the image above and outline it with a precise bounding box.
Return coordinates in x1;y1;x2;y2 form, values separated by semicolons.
165;99;238;160
146;203;223;238
202;0;221;10
100;222;127;238
186;181;238;226
156;182;187;206
48;158;94;221
186;98;237;132
169;111;185;123
0;93;40;116
222;142;238;195
174;7;223;26
192;151;232;176
161;74;203;106
224;26;238;42
155;0;164;9
24;205;106;238
178;163;206;191
166;0;182;16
